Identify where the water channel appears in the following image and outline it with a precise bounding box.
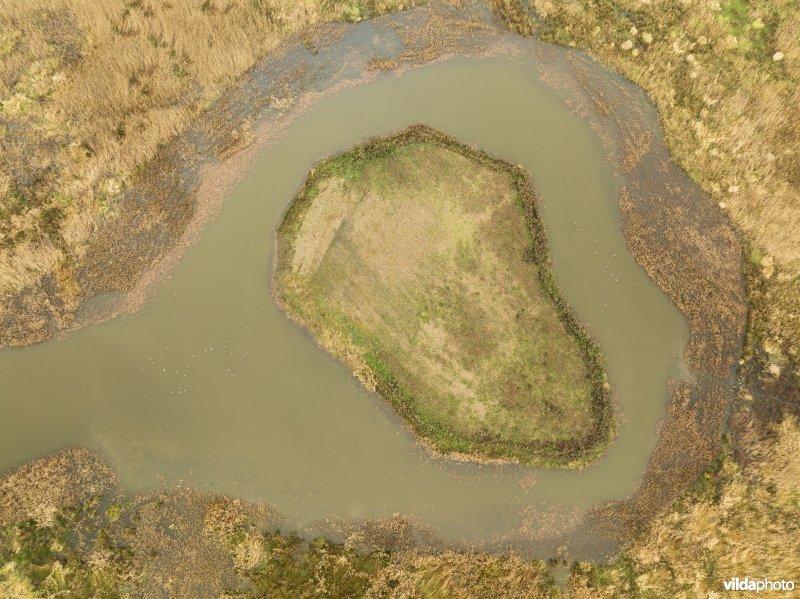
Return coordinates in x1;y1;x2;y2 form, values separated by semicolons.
0;55;689;551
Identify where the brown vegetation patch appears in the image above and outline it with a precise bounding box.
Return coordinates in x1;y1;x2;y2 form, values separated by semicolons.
125;488;283;598
367;57;399;71
0;447;115;527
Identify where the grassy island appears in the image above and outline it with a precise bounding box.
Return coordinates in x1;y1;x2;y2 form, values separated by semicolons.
274;125;612;467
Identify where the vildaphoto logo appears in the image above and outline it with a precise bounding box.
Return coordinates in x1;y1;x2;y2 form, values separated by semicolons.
723;577;795;593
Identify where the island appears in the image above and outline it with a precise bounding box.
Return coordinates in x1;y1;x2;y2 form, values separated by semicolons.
274;125;612;467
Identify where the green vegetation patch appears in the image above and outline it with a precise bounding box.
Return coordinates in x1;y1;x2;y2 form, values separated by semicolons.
720;0;780;65
0;510;129;598
0;497;558;599
275;124;613;467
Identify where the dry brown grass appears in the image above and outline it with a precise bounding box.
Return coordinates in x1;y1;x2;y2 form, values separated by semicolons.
0;0;424;301
0;446;116;527
569;416;800;598
366;551;556;598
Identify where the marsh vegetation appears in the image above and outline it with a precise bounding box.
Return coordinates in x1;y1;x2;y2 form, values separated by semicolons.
0;0;436;321
492;0;800;419
275;125;612;467
0;449;558;598
1;0;798;595
3;418;797;597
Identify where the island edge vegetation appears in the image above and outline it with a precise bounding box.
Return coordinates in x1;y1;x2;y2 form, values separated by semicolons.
274;124;613;468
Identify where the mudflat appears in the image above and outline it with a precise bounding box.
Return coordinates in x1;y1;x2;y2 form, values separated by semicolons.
275;126;612;467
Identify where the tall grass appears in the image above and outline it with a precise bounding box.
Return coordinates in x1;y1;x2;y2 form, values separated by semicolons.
0;0;423;298
570;417;800;597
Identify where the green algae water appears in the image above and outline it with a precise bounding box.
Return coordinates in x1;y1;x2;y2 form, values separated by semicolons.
0;56;689;553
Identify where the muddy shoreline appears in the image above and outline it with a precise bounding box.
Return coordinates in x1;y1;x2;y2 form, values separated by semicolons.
0;5;746;558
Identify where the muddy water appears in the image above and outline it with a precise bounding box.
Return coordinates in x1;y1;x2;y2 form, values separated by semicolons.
0;57;689;553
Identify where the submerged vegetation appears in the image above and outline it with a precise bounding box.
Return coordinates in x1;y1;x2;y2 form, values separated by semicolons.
2;420;798;597
274;125;613;467
0;513;557;598
0;449;558;598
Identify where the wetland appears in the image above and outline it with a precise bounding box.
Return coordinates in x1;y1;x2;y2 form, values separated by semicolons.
0;7;744;561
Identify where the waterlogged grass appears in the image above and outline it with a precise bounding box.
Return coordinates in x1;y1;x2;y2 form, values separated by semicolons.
0;511;126;598
275;125;613;467
3;420;798;598
0;478;558;598
242;533;389;597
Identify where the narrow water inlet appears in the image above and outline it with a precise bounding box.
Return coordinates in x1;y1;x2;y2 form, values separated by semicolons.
0;55;689;554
